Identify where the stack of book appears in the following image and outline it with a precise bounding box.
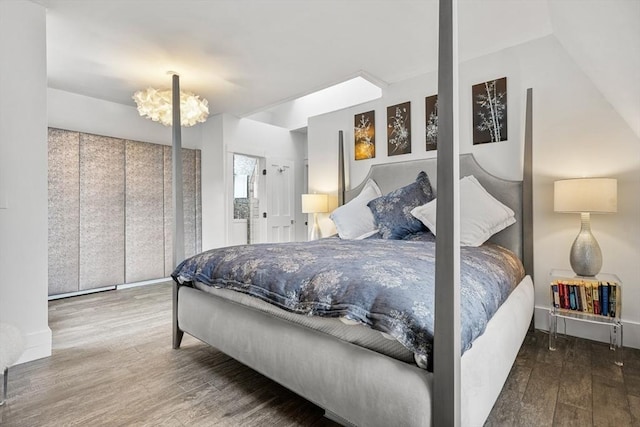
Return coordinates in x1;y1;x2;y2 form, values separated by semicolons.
550;279;619;317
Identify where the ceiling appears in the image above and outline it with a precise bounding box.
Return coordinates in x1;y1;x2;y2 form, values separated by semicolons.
37;0;553;118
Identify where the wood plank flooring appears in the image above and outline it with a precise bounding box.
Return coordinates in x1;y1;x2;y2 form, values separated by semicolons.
486;322;640;426
1;282;638;426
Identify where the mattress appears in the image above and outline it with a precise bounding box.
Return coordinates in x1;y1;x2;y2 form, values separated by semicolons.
193;281;416;365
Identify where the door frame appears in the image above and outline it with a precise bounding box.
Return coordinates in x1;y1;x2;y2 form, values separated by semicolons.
226;152;298;246
227;152;264;246
263;157;295;243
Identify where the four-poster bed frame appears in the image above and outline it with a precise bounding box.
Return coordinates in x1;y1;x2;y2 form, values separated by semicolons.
171;83;533;425
170;1;534;424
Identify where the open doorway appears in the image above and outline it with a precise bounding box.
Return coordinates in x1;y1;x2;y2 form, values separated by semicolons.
230;153;296;245
232;154;261;245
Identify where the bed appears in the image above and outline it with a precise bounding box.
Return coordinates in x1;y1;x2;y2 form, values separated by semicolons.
171;96;535;425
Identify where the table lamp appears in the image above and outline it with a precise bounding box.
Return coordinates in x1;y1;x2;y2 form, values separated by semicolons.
302;194;328;240
554;178;617;276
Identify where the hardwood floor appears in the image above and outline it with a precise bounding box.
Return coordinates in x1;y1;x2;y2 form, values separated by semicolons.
1;282;638;426
486;322;640;426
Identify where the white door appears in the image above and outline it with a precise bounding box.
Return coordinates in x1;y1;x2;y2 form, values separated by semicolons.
263;158;295;243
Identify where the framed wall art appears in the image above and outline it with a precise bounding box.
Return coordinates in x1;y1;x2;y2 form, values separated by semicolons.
472;77;507;144
425;95;438;151
354;110;375;160
387;101;411;156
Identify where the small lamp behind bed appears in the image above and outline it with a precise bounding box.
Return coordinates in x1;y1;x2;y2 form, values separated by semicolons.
554;178;617;276
302;193;328;240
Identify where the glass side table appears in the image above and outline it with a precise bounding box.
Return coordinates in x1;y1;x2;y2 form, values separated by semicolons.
548;269;623;366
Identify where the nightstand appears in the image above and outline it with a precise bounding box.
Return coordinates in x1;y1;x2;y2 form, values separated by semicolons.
548;268;623;366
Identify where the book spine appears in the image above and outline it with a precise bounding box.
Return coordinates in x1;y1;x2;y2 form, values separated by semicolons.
579;282;588;312
562;282;570;309
585;282;594;313
602;282;609;317
557;282;565;309
552;284;560;308
569;285;577;310
609;282;616;318
593;284;600;315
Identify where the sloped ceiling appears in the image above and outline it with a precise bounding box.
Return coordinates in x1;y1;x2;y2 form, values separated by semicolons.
548;0;640;138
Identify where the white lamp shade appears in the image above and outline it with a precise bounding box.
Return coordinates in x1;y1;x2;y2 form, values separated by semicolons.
301;194;328;214
554;178;617;213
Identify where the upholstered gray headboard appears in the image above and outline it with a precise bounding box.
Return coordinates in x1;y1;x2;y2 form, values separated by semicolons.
345;154;524;261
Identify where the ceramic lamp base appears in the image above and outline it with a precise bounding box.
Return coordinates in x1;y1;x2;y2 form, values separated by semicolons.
569;212;602;277
309;213;322;241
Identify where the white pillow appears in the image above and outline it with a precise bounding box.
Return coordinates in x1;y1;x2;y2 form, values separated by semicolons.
330;179;382;240
410;175;516;247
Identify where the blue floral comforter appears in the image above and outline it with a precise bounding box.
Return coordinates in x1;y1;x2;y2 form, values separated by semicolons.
172;233;524;369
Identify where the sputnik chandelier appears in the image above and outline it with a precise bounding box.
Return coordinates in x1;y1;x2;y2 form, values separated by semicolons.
132;86;209;127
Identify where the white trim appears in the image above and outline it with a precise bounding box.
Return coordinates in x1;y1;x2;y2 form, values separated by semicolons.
48;286;116;300
118;278;170;290
49;279;170;300
15;327;52;365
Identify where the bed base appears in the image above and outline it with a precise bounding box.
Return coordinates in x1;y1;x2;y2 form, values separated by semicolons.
173;87;534;425
174;276;533;426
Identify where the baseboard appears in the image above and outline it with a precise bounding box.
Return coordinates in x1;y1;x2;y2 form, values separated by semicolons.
48;285;116;300
324;410;357;427
534;305;640;350
49;278;170;300
15;327;52;365
117;277;170;290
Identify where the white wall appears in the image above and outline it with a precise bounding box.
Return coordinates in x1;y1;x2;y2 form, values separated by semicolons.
0;1;52;363
308;39;528;234
48;88;202;149
528;37;640;348
200;114;226;250
217;114;308;245
307;35;640;349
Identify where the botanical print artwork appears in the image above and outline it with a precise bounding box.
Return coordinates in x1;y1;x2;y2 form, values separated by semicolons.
472;77;507;144
425;95;438;151
387;101;411;156
354;110;375;160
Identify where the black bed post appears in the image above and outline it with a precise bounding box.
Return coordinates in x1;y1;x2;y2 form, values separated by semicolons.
172;73;185;350
338;130;345;207
433;0;461;425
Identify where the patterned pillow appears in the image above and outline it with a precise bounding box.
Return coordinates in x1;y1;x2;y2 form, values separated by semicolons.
367;171;435;239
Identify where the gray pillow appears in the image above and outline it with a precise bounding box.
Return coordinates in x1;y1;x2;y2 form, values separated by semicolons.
367;171;435;239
